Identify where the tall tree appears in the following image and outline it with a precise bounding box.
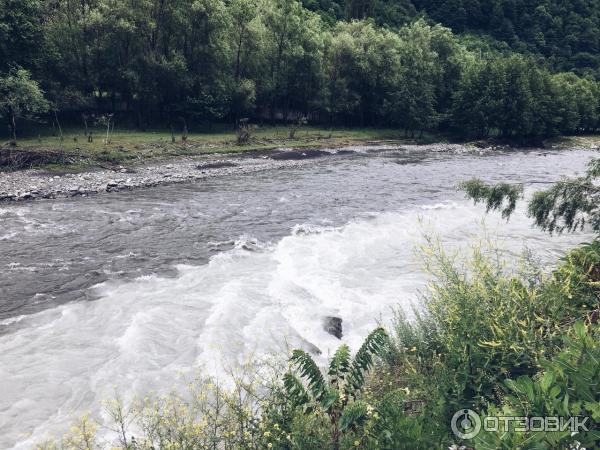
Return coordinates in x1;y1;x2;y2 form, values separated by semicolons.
0;68;49;143
0;0;46;72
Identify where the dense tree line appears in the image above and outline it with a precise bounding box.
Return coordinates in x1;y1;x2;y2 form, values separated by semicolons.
304;0;600;79
413;0;600;77
1;0;600;140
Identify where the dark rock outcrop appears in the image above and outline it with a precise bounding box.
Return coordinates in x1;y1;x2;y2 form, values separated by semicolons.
324;316;343;339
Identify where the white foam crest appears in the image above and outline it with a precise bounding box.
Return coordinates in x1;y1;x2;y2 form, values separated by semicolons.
233;235;269;252
0;315;27;327
0;231;17;241
291;222;340;236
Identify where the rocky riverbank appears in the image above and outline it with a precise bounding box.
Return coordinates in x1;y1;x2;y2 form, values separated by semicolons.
0;156;315;202
0;142;489;202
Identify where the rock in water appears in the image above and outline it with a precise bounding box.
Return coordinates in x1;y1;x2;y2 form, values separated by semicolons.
324;316;343;339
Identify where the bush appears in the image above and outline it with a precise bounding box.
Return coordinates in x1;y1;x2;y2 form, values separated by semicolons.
385;239;600;437
473;321;600;449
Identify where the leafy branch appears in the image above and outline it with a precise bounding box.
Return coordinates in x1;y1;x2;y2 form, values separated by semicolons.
459;158;600;234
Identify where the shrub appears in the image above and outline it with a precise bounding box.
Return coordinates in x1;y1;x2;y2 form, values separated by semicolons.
236;118;253;145
473;321;600;449
387;239;600;426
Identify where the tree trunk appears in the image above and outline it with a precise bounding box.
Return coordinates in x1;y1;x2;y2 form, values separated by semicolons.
182;118;188;142
105;119;111;145
54;110;64;142
10;110;17;144
82;115;89;137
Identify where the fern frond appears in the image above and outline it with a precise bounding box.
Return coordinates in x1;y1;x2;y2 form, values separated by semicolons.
339;400;368;431
283;371;310;407
290;349;327;402
345;327;389;398
328;344;351;389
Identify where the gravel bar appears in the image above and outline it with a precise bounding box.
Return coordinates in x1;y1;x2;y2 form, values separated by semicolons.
0;155;312;202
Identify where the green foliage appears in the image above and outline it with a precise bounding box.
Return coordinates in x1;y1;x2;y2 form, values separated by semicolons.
474;322;600;449
458;178;523;218
553;240;600;310
452;53;600;138
0;0;46;72
0;67;49;141
1;0;599;138
462;158;600;235
345;327;389;396
285;327;389;448
413;0;600;79
385;236;600;442
393;243;563;411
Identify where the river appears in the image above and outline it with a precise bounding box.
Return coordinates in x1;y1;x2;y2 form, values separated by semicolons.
0;146;595;448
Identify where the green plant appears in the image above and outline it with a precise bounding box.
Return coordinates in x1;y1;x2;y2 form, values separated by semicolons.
0;67;49;144
551;240;600;312
288;117;307;139
236;118;252;145
458;179;523;219
473;322;600;449
284;327;389;449
386;235;600;431
460;158;600;235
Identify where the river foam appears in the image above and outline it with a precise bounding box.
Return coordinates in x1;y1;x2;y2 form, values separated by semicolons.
0;196;589;448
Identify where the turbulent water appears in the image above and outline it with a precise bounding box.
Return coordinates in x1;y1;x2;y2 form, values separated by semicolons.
0;146;596;448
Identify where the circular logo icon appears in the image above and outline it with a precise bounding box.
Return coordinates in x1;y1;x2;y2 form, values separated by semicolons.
451;409;481;439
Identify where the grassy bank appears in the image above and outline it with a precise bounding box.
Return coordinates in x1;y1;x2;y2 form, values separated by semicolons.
0;126;439;172
3;124;600;173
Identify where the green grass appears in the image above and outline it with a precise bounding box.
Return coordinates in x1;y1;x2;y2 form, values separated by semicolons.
2;125;438;171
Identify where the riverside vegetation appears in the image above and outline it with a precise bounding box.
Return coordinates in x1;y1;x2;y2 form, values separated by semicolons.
3;0;600;165
38;163;600;448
